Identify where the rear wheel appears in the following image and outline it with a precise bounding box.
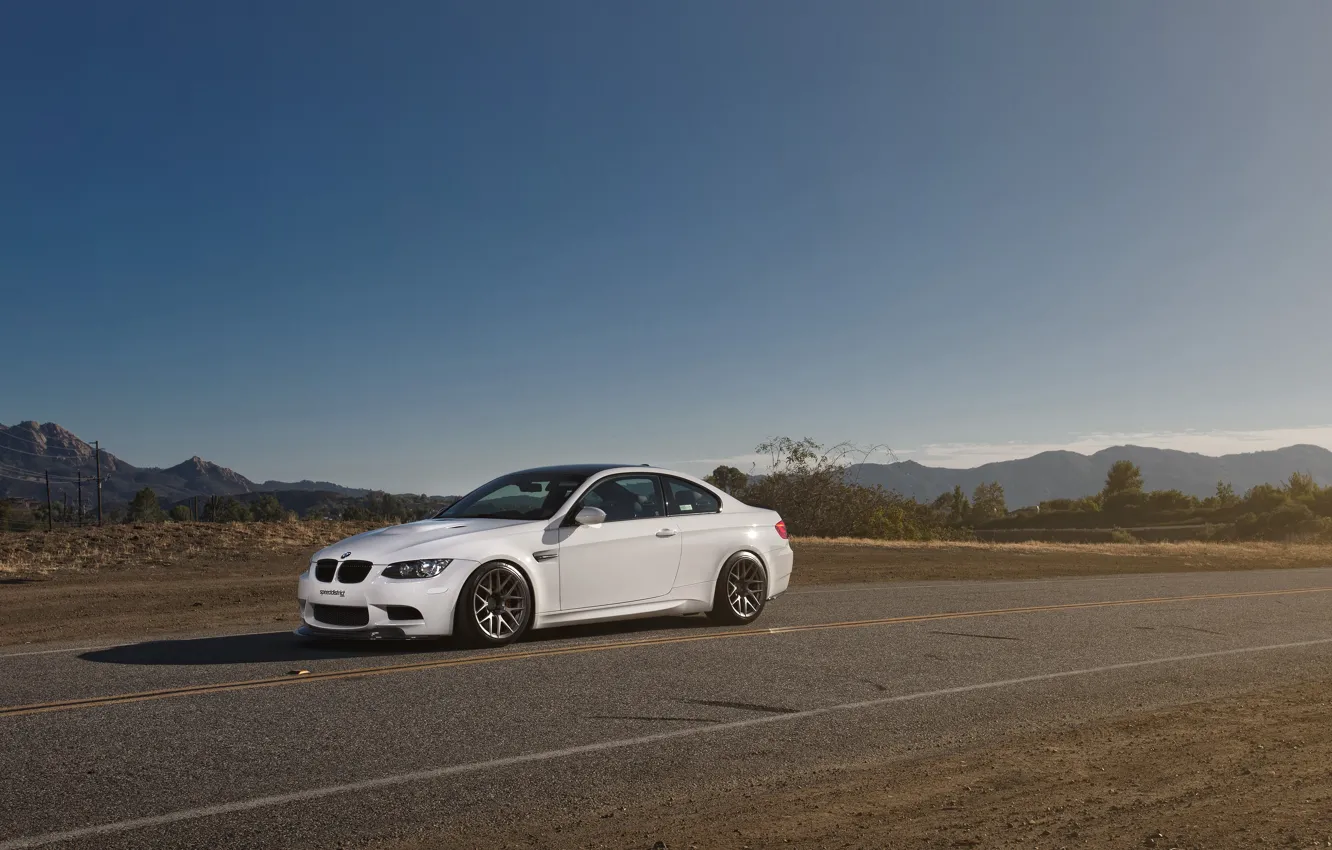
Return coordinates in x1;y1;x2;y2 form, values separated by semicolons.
455;562;533;647
707;552;768;625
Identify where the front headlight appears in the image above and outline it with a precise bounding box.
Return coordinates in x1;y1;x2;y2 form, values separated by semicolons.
382;559;453;579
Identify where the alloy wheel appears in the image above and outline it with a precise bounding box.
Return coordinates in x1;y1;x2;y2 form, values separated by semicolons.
471;566;529;640
726;557;766;619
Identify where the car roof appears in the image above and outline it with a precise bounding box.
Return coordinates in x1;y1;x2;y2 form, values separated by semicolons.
510;463;647;477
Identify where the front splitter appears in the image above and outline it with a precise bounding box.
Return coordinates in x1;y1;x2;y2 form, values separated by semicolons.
294;624;437;641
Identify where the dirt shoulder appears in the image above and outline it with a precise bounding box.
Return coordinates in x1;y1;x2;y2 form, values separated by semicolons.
374;676;1332;850
2;526;1330;647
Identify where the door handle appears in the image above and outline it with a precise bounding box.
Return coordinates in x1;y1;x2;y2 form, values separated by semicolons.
656;528;677;538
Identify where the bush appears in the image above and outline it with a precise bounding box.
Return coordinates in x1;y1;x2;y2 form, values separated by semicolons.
743;437;964;540
250;494;286;522
168;505;192;522
1244;484;1289;514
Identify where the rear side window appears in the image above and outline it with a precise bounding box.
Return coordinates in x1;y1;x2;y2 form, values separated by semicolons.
664;477;721;515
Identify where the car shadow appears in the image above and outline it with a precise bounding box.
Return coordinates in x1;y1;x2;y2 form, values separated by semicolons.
525;614;713;643
79;632;431;666
80;616;715;667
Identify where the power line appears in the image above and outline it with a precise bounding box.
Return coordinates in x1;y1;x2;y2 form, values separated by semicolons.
0;430;91;457
0;468;49;484
0;441;95;462
0;462;101;485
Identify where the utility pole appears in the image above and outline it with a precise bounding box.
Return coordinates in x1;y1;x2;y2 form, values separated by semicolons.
77;473;83;526
45;471;53;532
95;441;103;526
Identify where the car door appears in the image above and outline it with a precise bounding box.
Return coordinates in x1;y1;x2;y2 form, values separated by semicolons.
556;474;682;610
661;476;728;588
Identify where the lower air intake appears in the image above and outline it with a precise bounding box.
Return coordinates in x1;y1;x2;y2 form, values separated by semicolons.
311;604;369;627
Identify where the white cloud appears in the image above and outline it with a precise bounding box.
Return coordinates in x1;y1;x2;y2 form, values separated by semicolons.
665;453;769;475
899;426;1332;469
670;426;1332;474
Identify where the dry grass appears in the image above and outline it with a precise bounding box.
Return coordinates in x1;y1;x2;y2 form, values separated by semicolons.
2;523;1329;579
0;521;380;576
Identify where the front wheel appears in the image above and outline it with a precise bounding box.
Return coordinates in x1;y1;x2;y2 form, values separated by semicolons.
455;562;533;647
707;552;768;625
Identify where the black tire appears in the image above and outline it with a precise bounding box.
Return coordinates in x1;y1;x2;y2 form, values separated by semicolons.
454;562;533;648
707;552;768;625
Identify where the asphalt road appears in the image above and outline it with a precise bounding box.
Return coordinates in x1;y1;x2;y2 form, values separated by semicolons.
3;567;1332;850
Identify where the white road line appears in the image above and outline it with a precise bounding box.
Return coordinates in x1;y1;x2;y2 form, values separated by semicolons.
4;635;1331;850
786;567;1332;595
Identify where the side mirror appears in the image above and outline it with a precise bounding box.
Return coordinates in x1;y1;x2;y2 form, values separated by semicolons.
573;506;607;526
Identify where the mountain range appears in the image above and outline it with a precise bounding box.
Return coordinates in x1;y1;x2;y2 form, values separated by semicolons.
5;420;1332;511
847;444;1332;507
0;421;372;506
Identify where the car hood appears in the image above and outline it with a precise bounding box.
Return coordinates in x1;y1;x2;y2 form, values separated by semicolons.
313;518;538;562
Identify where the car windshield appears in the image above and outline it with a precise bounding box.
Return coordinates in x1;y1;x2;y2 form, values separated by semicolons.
435;471;590;521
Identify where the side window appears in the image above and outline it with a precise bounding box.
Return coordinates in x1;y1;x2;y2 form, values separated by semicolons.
664;477;721;516
580;476;665;522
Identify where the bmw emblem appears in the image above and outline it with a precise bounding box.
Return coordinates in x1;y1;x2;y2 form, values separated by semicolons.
341;551;352;559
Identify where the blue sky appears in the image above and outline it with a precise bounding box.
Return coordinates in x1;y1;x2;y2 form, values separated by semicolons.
3;1;1330;493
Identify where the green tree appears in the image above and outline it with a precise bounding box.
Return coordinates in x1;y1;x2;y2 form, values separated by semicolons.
203;496;252;523
168;505;192;522
1073;496;1101;513
250;494;286;522
1243;483;1288;514
705;465;749;495
341;503;370;521
125;487;165;523
1214;481;1239;507
970;481;1007;522
1144;489;1197;512
932;485;970;526
1313;486;1332;519
1286;471;1317;501
1102;460;1144;498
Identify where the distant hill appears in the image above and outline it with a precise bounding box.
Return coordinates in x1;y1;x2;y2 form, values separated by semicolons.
847;444;1332;506
257;479;370;497
0;420;410;509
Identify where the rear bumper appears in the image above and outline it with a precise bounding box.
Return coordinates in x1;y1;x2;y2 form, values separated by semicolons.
766;544;794;598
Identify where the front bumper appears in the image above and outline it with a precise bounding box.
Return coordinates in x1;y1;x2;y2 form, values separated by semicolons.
296;559;477;638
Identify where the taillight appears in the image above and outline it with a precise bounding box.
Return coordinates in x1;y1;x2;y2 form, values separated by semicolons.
774;520;788;540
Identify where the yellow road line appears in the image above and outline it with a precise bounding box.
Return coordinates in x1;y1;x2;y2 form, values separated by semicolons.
3;585;1330;719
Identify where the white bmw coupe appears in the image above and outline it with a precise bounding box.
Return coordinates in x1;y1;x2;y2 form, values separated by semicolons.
297;464;793;646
